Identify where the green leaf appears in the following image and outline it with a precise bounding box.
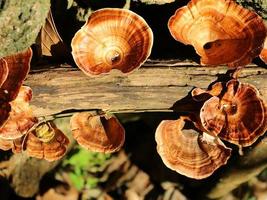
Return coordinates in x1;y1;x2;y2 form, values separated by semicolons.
69;172;85;190
63;147;111;170
86;177;99;189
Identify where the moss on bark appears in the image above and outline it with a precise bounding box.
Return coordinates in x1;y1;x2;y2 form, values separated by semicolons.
0;0;50;57
237;0;267;19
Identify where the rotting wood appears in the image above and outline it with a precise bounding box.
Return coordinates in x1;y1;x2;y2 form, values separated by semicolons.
25;60;267;117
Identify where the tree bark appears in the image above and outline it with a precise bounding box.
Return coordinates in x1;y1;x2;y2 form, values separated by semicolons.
0;0;50;57
25;61;267;117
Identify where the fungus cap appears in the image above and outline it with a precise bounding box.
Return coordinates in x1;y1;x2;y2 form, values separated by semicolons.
0;137;23;153
24;122;69;162
71;8;153;76
139;0;175;4
70;112;125;153
200;80;267;146
191;82;223;102
0;48;32;101
0;137;13;151
0;102;11;128
0;59;8;87
155;117;231;179
0;86;37;139
168;0;266;67
260;37;267;64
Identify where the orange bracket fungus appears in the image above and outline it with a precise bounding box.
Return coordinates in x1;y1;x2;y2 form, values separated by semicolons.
0;102;11;128
0;86;38;140
200;79;267;147
0;48;32;101
70;112;125;153
155;117;231;179
24;122;69;162
0;59;8;87
191;82;223;102
260;37;267;64
0;137;24;153
168;0;266;67
0;48;32;127
139;0;175;4
71;8;153;76
0;137;13;151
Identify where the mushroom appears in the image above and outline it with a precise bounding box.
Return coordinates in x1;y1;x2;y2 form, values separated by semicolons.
155;117;231;179
0;59;8;87
0;101;11;127
0;48;32;127
0;137;23;153
168;0;266;67
71;8;153;76
0;137;13;151
0;86;38;139
139;0;175;4
200;79;267;147
191;82;223;102
70;112;125;153
260;37;267;64
0;48;32;101
24;121;69;162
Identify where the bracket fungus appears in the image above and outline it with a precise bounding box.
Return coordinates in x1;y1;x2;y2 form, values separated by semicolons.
0;102;11;128
200;79;267;147
0;48;32;127
155;117;231;179
0;59;8;87
139;0;175;5
70;112;125;153
191;82;223;102
0;137;23;153
0;48;32;101
71;8;153;76
0;86;38;140
260;37;267;64
24;122;69;162
0;137;12;151
168;0;266;67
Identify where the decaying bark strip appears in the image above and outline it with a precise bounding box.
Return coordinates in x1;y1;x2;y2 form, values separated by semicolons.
25;60;267;117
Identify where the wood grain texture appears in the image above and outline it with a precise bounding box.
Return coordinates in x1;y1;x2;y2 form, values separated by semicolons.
25;60;267;117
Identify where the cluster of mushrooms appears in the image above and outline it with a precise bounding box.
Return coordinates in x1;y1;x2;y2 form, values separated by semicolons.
0;48;69;161
0;0;267;180
156;79;267;179
0;49;125;161
155;0;267;179
0;50;125;160
0;49;125;159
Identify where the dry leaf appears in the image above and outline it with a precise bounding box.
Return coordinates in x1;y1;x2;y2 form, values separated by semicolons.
37;9;68;59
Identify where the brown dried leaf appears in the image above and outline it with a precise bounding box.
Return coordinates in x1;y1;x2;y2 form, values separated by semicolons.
40;10;65;57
